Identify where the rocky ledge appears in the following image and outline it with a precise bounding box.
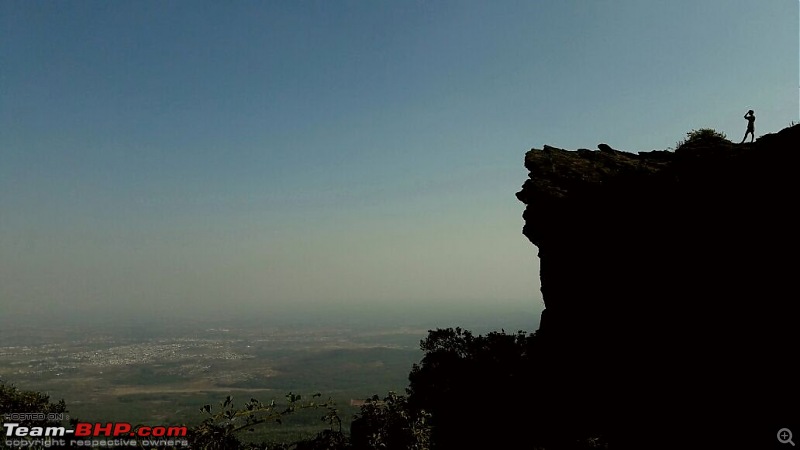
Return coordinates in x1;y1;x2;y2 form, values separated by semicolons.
516;125;799;446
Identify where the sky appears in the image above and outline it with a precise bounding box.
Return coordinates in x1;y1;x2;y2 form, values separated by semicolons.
1;1;797;327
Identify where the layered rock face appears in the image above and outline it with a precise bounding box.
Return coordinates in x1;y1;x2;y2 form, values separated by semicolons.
516;126;799;446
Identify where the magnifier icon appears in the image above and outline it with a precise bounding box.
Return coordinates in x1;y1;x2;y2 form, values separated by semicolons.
778;428;795;446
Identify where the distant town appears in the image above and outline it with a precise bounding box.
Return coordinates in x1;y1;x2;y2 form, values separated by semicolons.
0;321;426;431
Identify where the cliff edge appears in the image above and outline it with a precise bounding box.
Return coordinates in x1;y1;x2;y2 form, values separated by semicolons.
516;125;799;446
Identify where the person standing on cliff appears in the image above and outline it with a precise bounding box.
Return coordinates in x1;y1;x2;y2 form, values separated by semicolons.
740;110;755;143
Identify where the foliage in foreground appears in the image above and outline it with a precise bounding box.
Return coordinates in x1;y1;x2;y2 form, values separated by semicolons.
183;390;432;450
0;381;68;428
350;392;430;450
0;381;74;450
188;392;340;450
407;328;539;449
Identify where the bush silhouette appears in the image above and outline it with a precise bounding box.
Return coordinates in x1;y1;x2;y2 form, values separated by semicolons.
406;328;542;449
675;128;729;151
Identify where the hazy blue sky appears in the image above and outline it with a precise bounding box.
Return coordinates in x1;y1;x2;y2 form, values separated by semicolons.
1;1;797;326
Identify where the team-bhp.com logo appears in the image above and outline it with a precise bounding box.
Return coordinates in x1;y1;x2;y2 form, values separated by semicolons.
4;422;188;447
4;422;187;437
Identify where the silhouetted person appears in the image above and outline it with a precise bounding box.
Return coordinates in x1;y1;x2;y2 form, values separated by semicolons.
740;110;755;143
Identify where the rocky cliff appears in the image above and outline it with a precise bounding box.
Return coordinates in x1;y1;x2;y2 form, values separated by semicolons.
516;125;799;447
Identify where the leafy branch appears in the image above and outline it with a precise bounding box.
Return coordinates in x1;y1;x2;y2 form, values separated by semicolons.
189;392;332;449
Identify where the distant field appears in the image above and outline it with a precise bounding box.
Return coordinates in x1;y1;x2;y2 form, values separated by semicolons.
0;322;428;442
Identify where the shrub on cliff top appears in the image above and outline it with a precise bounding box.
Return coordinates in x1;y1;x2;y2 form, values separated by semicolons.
675;128;729;151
